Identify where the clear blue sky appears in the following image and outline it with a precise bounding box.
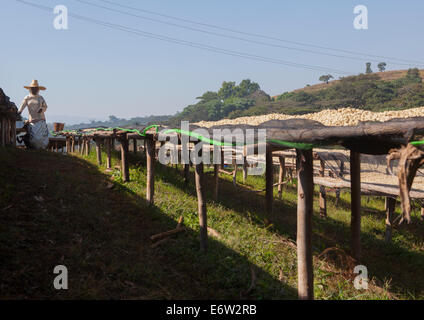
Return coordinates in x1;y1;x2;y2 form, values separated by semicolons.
1;0;424;123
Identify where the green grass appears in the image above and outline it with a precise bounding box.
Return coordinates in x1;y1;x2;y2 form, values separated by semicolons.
1;146;423;299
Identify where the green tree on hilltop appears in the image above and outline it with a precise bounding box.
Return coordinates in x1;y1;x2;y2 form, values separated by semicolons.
366;62;373;74
378;62;387;72
319;74;333;84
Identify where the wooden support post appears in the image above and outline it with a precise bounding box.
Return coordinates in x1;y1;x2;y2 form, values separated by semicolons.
214;164;219;200
278;156;286;199
10;120;16;147
85;139;90;156
1;118;6;147
266;151;274;215
350;151;361;260
146;138;155;205
133;138;137;154
54;141;58;153
95;139;102;166
232;153;237;185
296;148;314;300
242;146;248;183
106;138;112;169
385;197;396;243
184;163;190;184
71;137;75;153
120;135;130;182
5;120;10;145
80;137;85;155
194;142;207;252
319;159;327;217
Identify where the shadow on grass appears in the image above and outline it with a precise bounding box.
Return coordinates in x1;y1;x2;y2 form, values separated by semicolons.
152;159;424;298
0;147;295;299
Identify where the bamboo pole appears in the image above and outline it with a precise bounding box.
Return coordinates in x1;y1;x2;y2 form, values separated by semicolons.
278;156;286;199
146;138;155;205
385;197;396;243
296;148;314;300
266;151;274;215
194;142;207;252
350;151;361;260
95;139;102;165
106;138;112;169
319;159;327;217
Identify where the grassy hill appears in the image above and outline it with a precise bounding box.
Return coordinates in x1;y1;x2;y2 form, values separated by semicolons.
286;69;424;95
1;147;424;299
166;68;424;126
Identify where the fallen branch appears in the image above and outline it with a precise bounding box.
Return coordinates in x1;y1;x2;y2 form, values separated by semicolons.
207;227;222;239
150;227;186;241
218;169;234;175
150;237;171;248
176;215;184;229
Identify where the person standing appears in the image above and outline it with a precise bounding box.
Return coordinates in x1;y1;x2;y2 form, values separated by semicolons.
18;80;49;149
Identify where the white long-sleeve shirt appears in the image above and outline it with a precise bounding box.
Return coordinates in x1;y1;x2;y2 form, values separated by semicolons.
19;94;48;122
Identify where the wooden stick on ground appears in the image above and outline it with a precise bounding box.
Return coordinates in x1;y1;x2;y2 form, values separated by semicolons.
150;227;186;241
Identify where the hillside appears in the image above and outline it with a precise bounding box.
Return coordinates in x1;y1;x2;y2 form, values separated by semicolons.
285;69;424;95
62;114;173;131
2;147;424;299
166;68;424;126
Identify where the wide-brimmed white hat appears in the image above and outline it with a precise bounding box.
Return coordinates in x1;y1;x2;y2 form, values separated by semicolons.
24;79;46;90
